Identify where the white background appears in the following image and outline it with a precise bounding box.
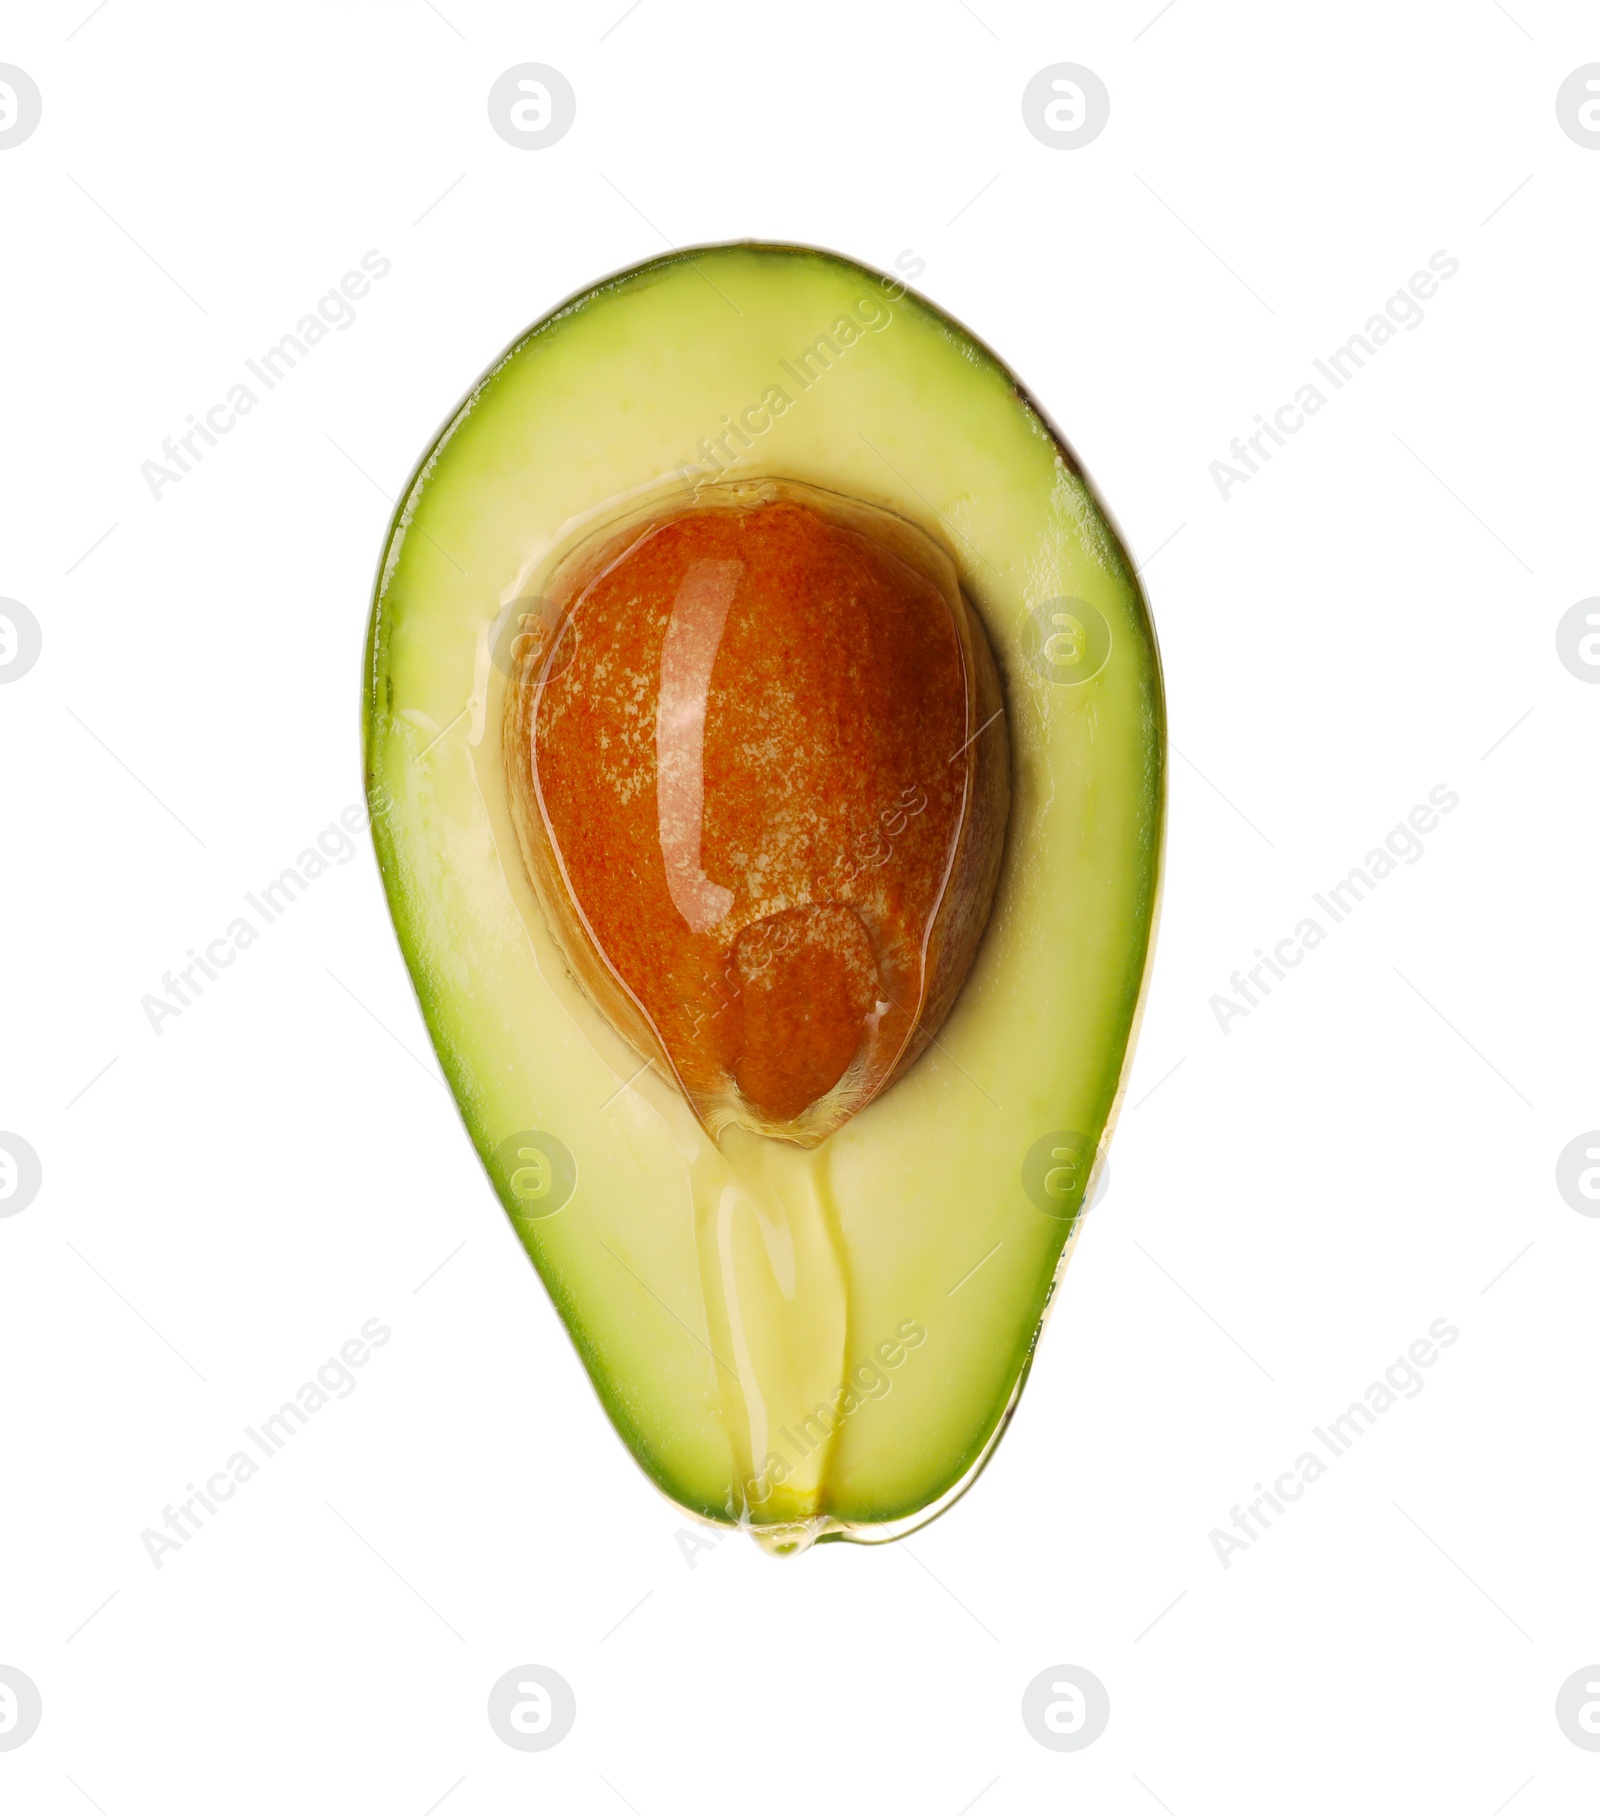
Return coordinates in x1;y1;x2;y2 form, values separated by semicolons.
2;1;1597;1811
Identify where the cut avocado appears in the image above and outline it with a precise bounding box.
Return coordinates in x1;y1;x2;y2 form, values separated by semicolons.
362;243;1164;1551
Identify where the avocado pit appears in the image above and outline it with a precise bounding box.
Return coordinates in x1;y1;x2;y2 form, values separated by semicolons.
504;482;1009;1146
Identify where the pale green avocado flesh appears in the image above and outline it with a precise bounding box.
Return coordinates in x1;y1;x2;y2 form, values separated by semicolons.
362;242;1165;1551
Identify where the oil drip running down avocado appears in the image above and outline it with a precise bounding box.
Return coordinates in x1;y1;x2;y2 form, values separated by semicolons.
502;480;1009;1550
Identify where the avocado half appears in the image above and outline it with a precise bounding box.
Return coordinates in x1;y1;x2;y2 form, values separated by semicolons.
362;242;1165;1552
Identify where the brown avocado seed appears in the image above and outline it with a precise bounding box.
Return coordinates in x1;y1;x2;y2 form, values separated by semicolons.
504;482;1009;1147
